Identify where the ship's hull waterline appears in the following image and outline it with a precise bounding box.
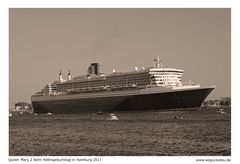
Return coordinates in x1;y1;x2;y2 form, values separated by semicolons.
31;87;214;114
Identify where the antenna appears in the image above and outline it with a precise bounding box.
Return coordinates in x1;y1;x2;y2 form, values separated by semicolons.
59;70;64;82
67;70;71;81
154;55;163;68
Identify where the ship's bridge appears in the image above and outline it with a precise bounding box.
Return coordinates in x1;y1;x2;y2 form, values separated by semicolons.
149;67;184;87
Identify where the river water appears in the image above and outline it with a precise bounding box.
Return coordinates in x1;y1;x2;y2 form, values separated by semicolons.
9;107;231;156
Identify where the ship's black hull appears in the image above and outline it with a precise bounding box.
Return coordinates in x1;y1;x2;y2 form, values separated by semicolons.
32;87;214;114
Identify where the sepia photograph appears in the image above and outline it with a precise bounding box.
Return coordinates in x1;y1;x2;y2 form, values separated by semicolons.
8;8;231;159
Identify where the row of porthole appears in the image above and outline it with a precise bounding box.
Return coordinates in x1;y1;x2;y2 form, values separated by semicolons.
59;78;150;88
58;80;150;90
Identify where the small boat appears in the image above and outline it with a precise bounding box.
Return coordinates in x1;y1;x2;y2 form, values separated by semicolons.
217;108;226;114
97;111;104;114
172;115;183;119
46;112;53;115
107;113;119;120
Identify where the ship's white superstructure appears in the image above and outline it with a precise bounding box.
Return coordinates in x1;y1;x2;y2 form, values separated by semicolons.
33;56;198;97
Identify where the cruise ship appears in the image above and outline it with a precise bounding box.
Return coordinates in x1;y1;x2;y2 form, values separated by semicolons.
31;56;215;114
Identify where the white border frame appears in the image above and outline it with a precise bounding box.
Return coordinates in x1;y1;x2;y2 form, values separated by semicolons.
1;0;238;163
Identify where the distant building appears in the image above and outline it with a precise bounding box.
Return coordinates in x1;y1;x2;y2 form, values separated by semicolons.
203;99;220;107
14;102;32;112
220;97;231;106
203;97;231;107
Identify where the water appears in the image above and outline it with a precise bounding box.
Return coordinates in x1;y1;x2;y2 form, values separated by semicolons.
9;107;231;156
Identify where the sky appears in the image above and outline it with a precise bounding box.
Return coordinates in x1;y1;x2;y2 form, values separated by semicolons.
9;8;231;108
